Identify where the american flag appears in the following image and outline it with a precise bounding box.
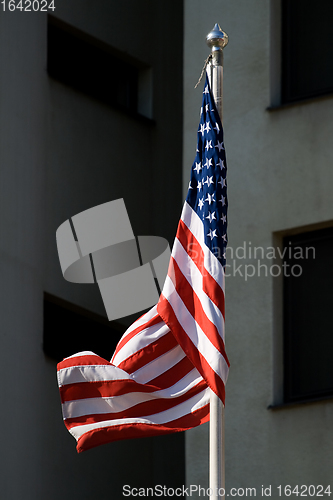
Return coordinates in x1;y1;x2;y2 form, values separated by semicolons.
57;74;229;453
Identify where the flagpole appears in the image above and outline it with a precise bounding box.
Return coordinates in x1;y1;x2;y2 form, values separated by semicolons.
206;23;228;500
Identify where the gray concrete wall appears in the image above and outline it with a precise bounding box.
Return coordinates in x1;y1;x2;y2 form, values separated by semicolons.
0;11;48;499
184;0;333;496
44;0;184;316
0;2;184;498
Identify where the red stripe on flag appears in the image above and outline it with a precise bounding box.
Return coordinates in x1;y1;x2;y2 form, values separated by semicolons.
60;378;159;403
76;404;210;453
58;354;111;371
64;381;207;429
59;356;197;403
148;355;195;389
117;331;178;374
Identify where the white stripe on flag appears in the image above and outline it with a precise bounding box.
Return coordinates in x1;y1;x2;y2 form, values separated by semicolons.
58;364;131;387
62;369;205;420
69;387;211;441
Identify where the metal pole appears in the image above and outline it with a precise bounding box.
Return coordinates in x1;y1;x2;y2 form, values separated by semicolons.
206;23;228;121
206;23;228;500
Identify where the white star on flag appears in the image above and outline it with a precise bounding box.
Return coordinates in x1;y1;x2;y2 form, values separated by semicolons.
207;228;217;240
206;211;216;223
194;162;202;173
203;175;214;187
215;140;224;152
205;192;215;205
217;159;225;170
219;195;226;206
204;158;213;169
198;197;205;209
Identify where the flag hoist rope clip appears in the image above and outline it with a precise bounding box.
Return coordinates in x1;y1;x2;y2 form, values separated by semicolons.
194;54;212;89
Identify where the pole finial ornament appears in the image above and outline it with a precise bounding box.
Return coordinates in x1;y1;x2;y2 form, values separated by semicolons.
206;23;228;51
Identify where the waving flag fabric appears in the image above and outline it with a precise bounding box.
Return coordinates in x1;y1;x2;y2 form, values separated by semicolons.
57;74;229;453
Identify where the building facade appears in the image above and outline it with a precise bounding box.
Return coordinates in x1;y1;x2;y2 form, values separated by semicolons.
184;0;333;496
0;2;184;499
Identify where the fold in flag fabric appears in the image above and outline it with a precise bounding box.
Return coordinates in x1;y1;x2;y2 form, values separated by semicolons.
57;74;229;453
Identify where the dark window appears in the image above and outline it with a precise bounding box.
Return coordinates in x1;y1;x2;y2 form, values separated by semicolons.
47;17;139;113
281;0;333;104
283;227;333;403
43;293;124;362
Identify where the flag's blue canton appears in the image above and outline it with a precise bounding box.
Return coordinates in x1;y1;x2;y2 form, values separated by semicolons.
186;75;228;268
